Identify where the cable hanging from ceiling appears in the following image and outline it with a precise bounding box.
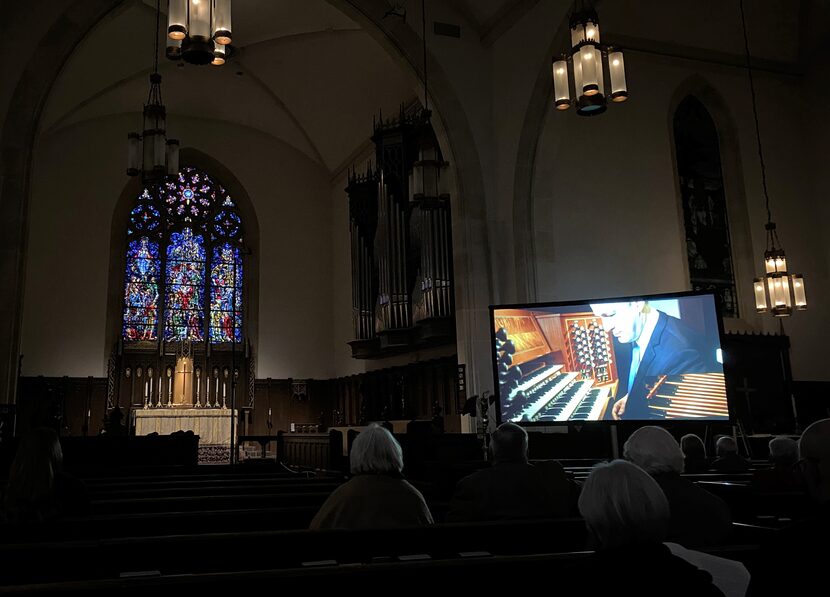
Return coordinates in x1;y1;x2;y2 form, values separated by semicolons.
741;0;807;316
127;0;179;182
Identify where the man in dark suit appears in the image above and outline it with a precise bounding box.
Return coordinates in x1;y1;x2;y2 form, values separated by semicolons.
590;301;710;420
446;422;574;521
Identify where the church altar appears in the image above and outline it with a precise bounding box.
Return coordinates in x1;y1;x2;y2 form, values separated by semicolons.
135;408;238;447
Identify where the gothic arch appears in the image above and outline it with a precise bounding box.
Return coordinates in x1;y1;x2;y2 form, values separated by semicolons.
105;148;261;370
667;76;756;326
0;0;492;401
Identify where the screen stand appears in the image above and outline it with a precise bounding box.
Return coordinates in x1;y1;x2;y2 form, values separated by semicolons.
733;420;752;459
610;424;619;459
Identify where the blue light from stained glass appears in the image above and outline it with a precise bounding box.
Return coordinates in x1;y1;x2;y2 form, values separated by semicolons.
210;243;243;342
164;227;206;341
123;167;244;345
128;189;161;236
214;209;242;239
122;237;160;340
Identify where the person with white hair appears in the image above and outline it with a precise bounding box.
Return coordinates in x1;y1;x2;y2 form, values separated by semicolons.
624;426;732;547
681;433;709;473
711;436;751;473
752;436;801;493
575;460;725;596
748;419;830;595
309;423;433;529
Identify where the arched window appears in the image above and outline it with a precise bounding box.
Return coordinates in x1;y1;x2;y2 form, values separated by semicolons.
122;166;244;344
673;96;738;318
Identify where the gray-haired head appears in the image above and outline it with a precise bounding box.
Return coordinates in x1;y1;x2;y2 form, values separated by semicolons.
623;426;683;475
490;422;528;464
578;459;669;550
680;433;706;460
798;418;830;503
716;436;738;456
768;436;798;467
350;423;404;475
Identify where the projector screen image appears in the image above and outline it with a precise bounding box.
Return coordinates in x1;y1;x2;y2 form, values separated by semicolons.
491;292;729;423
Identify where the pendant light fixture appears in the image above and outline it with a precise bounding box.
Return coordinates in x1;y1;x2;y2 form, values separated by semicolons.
552;4;628;116
740;0;807;316
167;0;233;66
127;0;180;183
408;0;450;199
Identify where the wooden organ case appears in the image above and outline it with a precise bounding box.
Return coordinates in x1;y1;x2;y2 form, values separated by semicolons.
347;107;455;358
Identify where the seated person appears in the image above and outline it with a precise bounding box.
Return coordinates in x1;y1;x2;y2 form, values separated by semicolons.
752;436;801;493
309;423;433;529
711;436;751;473
446;422;572;522
624;426;732;547
3;427;89;523
681;433;710;473
748;419;830;595
575;460;725;596
102;405;127;436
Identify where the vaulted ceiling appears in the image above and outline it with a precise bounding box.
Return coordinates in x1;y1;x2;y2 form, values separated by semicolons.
40;0;419;174
40;0;814;175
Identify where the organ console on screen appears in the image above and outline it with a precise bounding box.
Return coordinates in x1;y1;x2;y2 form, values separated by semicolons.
492;294;730;423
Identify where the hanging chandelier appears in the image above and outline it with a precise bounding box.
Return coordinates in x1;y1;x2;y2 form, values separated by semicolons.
127;2;180;183
167;0;233;66
739;0;807;317
753;223;806;316
552;7;628;116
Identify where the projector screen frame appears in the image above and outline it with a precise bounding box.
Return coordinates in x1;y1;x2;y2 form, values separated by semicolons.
489;289;732;427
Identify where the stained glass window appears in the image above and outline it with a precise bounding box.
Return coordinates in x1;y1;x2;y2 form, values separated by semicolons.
123;237;160;340
674;96;739;318
165;228;206;341
210;243;243;343
122;166;244;344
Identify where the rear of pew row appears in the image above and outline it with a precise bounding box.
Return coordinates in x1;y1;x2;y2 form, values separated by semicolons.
88;490;332;516
0;542;767;595
85;480;343;500
0;505;322;543
0;518;586;585
0;552;589;594
0;518;775;587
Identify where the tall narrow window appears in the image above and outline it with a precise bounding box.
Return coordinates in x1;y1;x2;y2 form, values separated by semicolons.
165;228;206;341
210;243;242;342
210;196;243;343
123;189;162;340
123;237;160;340
121;166;245;344
674;96;738;318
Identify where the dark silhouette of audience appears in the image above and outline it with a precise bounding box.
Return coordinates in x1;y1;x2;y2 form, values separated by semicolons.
101;406;127;436
681;433;710;473
711;436;751;473
2;427;89;523
748;419;830;596
446;422;573;522
309;423;433;529
575;460;725;596
751;436;801;493
624;426;732;547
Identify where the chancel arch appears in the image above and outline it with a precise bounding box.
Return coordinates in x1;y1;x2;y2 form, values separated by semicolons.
106;150;260;411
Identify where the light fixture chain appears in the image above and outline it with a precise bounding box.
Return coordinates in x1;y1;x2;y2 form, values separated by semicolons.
154;0;161;75
422;0;428;112
739;0;772;226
